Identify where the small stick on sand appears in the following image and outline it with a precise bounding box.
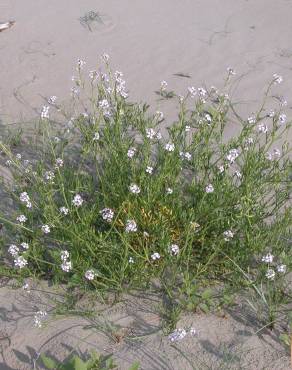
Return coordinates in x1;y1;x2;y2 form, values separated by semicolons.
0;21;15;32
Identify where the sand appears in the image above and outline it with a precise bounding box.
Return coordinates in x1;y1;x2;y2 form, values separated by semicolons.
0;280;291;370
1;0;292;127
1;0;292;368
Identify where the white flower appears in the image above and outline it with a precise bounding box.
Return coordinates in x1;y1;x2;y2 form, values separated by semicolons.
180;151;192;161
155;111;164;121
101;53;110;63
205;184;214;193
93;132;100;141
99;99;111;117
21;242;29;250
41;225;50;234
227;67;236;75
278;113;287;125
55;158;63;168
22;282;30;292
20;192;30;203
268;110;275;118
205;113;212;123
16;153;22;160
160;80;168;91
5;159;12;167
41;106;50;120
265;152;273;161
48;96;57;104
125;220;137;233
61;250;70;262
165;142;175;152
14;256;28;269
71;87;79;96
54;136;61;143
146;166;153;174
280;97;287;107
77;58;86;70
17;214;27;224
85;269;96;280
100;208;114;223
223;230;234;241
273;148;281;159
265;268;275;280
168;244;179;256
34;310;47;328
218;165;225;173
189;327;196;336
257;123;268;133
151;252;161;261
247;115;256;124
115;70;123;79
188;86;197;98
59;206;69;215
178;95;184;103
273;74;283;84
185;125;191;132
184;152;192;161
277;264;287;273
226;148;239;163
8;244;19;257
127;147;136;158
235;171;242;179
168;328;187;342
166;187;173;195
156;131;162;140
129;183;140;194
129;257;134;264
44;171;55;181
198;87;207;98
262;253;274;263
61;260;72;272
146;128;156;140
19;191;31;208
244;137;254;149
72;194;83;207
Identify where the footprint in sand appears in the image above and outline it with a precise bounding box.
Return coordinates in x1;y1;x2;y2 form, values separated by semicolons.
79;11;115;33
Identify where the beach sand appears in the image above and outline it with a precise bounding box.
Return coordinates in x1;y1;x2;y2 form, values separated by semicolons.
0;0;292;127
1;1;292;368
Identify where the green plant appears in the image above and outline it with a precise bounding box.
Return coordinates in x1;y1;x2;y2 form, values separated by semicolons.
40;350;140;370
0;56;291;337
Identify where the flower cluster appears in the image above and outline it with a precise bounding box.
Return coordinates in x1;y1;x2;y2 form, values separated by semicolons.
16;214;27;224
125;220;137;233
72;194;83;207
61;250;72;272
99;99;111;117
223;230;234;241
41;106;50;120
100;208;114;223
168;244;179;256
85;269;97;280
168;327;196;342
261;252;287;280
146;128;162;140
20;192;32;209
129;183;141;194
34;310;47;328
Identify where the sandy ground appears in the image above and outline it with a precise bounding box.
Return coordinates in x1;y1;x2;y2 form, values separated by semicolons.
0;0;292;129
1;1;292;369
0;280;291;370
